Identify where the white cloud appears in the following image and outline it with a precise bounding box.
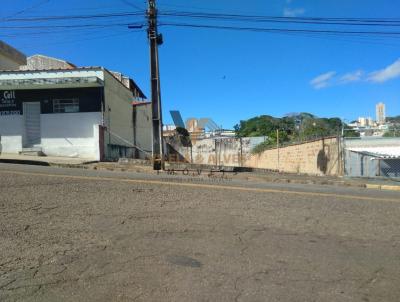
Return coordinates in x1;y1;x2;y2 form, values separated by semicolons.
339;70;364;84
283;7;305;17
310;71;336;89
367;58;400;83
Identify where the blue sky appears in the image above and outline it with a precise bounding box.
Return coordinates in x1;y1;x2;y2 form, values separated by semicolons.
2;0;400;127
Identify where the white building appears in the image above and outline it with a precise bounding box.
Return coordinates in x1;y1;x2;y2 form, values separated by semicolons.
0;67;151;160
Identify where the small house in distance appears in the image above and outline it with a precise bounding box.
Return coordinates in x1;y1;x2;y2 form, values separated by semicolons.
0;55;151;161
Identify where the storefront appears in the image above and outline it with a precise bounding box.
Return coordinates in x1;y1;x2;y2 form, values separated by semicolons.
0;67;150;160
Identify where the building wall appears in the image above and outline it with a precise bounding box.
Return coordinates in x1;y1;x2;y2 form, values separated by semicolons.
0;115;23;153
0;112;101;159
0;68;150;161
0;41;26;71
19;55;75;71
40;112;101;159
0;88;102;115
133;103;152;158
0;54;22;71
103;71;135;149
345;137;400;148
0;84;104;160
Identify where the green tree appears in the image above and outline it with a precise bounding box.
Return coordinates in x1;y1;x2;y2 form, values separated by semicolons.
383;128;400;137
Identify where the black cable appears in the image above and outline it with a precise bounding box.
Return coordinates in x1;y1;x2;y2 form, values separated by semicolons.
0;22;144;30
159;22;400;36
158;10;400;23
3;11;144;22
158;12;400;27
1;0;51;21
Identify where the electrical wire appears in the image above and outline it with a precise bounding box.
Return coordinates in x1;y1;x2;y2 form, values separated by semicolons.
3;11;144;22
159;22;400;37
1;0;51;21
158;10;400;23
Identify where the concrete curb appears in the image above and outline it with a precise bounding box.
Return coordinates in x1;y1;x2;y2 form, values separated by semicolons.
366;184;400;192
2;158;400;191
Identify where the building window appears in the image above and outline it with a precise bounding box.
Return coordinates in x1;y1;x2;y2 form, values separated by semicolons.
53;98;79;113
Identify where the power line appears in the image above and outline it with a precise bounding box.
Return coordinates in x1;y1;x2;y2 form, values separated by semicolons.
119;0;144;11
2;11;144;22
4;10;400;25
2;0;51;21
158;12;400;27
0;23;144;30
158;10;400;23
159;22;400;37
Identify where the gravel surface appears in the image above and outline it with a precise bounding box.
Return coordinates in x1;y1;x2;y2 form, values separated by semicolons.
0;164;400;301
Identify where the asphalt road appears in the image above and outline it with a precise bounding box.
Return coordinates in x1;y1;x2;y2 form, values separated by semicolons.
0;163;399;302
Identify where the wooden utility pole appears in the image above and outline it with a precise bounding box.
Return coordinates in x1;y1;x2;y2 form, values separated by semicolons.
147;0;164;170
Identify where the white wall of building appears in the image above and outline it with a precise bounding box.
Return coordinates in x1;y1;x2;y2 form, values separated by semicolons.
0;112;101;160
40;112;102;159
0;115;24;153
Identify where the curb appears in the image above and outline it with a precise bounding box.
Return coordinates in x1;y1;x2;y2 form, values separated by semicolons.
2;158;400;191
366;184;400;191
0;158;50;166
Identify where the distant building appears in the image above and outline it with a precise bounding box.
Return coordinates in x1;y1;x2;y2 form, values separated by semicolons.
0;41;26;71
357;116;374;127
19;54;76;71
376;102;386;124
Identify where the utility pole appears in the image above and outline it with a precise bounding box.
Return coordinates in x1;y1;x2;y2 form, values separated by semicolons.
147;0;164;170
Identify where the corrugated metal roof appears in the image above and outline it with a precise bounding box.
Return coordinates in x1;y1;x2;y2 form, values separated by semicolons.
348;147;400;159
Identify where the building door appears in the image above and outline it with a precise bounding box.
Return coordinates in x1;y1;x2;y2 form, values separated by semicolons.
23;102;41;147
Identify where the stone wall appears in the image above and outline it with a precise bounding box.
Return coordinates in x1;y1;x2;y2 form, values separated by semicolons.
167;136;265;167
245;137;341;176
167;136;341;176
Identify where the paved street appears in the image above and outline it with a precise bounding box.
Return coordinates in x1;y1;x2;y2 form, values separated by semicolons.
1;163;400;302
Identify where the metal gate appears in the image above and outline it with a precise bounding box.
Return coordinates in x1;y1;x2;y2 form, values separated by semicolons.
23;102;41;147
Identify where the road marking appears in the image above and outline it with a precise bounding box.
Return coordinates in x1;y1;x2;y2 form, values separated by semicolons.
0;169;399;203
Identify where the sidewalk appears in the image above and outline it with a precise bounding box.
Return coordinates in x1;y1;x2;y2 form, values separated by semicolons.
0;153;94;166
1;154;399;192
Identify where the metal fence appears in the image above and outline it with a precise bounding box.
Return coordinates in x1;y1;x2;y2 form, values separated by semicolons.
343;137;400;179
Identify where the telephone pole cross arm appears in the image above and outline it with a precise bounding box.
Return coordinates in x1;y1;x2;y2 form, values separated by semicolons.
147;0;164;170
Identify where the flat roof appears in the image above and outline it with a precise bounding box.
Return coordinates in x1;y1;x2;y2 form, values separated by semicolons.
0;66;146;98
348;147;400;159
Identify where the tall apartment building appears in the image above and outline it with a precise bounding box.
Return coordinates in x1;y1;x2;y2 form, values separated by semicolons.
376;102;386;124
